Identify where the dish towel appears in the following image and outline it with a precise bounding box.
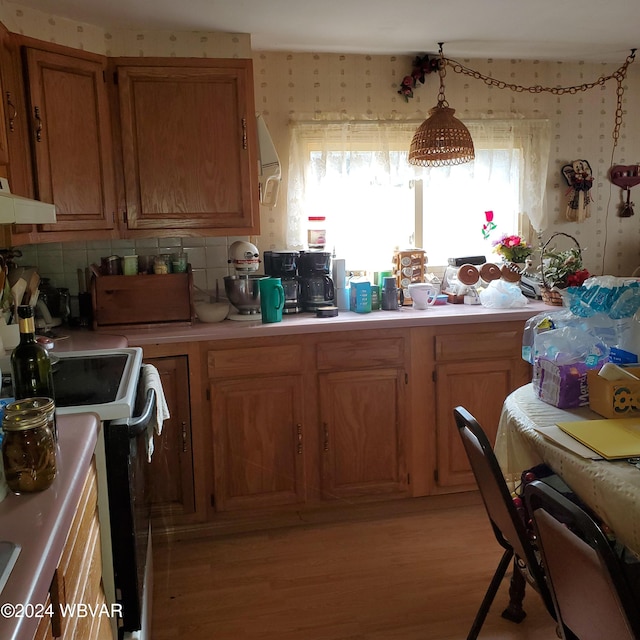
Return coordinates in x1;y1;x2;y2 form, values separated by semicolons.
141;363;170;462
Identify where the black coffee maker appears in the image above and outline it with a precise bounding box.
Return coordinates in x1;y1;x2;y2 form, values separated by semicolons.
264;250;301;314
297;251;334;312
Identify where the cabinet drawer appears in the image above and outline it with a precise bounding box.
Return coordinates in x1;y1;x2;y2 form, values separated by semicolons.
208;344;303;378
435;330;522;362
317;338;405;371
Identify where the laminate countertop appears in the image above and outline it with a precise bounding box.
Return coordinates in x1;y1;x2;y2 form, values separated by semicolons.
118;299;550;346
0;413;99;640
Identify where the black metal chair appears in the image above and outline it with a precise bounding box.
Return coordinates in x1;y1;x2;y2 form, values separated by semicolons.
525;480;640;640
453;406;557;640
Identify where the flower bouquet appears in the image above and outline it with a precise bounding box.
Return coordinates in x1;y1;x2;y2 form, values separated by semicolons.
492;234;533;264
540;232;590;305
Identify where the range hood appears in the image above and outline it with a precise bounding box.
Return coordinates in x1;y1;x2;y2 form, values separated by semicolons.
0;177;56;224
256;114;281;208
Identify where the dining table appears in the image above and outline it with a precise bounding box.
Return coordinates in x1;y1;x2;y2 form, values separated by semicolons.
495;383;640;559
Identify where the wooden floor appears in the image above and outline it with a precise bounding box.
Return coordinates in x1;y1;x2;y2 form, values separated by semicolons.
151;493;557;639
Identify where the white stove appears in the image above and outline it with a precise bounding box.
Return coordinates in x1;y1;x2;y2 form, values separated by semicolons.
51;347;143;420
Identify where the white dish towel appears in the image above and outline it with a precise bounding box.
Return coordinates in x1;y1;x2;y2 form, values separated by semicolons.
141;363;170;462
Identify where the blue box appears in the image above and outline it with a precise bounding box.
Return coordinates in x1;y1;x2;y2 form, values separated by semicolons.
350;281;371;313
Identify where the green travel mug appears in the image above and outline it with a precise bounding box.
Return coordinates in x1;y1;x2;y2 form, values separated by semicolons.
259;277;285;323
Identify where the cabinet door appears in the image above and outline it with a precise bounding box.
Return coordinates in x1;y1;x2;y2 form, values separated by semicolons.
210;375;305;511
23;47;116;232
146;355;195;516
0;28;11;167
434;359;519;492
319;368;409;500
116;60;259;234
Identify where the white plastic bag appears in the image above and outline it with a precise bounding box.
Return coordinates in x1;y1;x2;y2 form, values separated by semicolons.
479;280;529;308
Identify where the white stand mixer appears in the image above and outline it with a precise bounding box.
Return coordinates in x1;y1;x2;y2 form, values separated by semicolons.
224;240;265;321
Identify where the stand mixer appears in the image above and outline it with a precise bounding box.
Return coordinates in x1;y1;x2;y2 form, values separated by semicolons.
224;240;265;321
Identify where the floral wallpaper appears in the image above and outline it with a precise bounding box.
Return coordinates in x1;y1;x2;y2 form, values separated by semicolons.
1;0;639;296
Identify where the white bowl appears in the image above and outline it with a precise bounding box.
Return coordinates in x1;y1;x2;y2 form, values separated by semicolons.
195;301;229;323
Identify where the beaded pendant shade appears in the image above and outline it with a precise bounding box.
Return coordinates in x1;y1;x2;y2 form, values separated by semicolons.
408;56;475;167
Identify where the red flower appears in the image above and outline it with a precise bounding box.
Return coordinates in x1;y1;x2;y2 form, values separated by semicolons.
566;269;590;287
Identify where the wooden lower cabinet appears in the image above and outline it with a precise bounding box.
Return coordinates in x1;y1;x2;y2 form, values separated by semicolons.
434;359;521;491
319;368;409;500
210;374;306;511
34;461;112;640
197;319;531;523
146;355;195;519
430;324;531;493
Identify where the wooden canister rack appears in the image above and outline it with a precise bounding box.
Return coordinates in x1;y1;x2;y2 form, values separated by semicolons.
393;249;427;305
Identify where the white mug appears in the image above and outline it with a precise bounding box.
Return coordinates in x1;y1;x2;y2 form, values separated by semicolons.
408;283;438;310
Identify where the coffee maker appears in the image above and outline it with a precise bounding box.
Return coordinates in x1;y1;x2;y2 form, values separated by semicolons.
297;251;334;312
263;250;301;314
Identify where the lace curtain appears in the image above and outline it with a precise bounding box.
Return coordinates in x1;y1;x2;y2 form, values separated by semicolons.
286;118;551;252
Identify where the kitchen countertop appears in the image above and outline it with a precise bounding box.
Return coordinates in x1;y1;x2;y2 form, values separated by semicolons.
118;299;549;345
0;413;99;640
47;329;128;353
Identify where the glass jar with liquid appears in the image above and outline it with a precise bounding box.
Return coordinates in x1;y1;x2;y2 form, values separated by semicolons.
2;409;56;493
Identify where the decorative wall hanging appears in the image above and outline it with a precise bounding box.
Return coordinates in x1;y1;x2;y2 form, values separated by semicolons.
609;165;640;217
562;160;594;222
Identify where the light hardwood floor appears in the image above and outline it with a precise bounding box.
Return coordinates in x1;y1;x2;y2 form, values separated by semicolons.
152;493;557;639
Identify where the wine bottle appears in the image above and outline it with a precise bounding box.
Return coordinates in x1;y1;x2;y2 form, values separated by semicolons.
10;305;55;401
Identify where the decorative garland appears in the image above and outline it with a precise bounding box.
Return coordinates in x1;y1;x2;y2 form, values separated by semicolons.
397;54;440;101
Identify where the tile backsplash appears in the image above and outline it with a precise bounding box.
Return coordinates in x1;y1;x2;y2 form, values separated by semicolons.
13;236;248;302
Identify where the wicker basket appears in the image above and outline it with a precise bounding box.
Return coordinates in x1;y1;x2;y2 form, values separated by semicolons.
540;232;581;307
540;286;565;306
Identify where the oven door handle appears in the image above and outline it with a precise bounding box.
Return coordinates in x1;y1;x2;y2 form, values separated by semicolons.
127;388;157;438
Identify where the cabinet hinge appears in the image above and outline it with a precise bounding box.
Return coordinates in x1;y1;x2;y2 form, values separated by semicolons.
434;469;439;483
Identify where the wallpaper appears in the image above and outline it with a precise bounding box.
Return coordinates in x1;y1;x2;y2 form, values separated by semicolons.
254;52;640;278
1;0;639;299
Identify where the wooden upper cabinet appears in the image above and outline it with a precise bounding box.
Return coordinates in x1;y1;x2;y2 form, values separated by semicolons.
22;47;116;232
0;28;11;168
114;58;260;236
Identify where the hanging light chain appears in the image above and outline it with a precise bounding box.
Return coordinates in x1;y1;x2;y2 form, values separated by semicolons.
446;50;634;96
436;43;448;107
445;49;636;144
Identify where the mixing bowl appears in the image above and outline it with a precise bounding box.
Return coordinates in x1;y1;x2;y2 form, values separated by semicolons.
195;301;229;323
224;275;266;314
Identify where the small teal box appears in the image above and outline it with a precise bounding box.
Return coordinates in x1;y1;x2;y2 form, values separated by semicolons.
350;281;371;313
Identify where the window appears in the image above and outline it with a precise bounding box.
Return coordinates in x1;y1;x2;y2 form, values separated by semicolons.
287;119;550;271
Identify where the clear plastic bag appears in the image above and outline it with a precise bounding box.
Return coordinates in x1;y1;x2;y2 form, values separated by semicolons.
478;280;529;308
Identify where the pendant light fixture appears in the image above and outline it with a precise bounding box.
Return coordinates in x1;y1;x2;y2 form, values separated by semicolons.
408;44;475;167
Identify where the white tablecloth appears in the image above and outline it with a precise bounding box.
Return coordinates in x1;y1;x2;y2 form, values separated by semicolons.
495;384;640;558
